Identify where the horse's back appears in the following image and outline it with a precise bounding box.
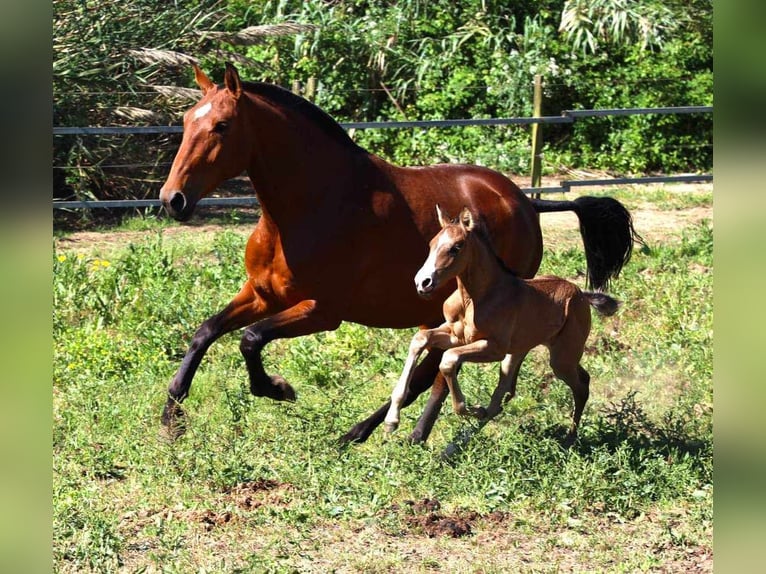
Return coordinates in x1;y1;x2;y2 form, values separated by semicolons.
385;161;542;278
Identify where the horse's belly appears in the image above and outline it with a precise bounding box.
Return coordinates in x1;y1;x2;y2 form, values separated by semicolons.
340;282;448;328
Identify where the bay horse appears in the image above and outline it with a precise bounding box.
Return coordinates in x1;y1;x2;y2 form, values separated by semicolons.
158;63;639;444
384;206;620;442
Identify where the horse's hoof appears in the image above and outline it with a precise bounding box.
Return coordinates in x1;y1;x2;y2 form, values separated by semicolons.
383;421;398;433
250;375;297;402
160;402;186;441
158;422;186;442
159;416;187;442
471;406;488;420
562;431;578;449
272;375;297;402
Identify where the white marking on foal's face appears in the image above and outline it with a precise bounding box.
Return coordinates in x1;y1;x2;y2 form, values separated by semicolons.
415;230;457;295
193;102;212;121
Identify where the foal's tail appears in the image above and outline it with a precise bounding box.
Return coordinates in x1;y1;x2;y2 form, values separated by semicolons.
583;291;621;317
531;196;644;292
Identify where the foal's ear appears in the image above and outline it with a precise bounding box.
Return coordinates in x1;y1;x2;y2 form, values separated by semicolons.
459;207;475;230
436;204;450;228
193;63;215;95
224;62;242;100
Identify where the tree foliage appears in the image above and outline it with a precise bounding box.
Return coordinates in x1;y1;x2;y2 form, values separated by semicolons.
53;0;712;202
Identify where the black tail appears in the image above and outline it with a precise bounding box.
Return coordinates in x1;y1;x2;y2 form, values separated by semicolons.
531;196;644;291
583;291;621;317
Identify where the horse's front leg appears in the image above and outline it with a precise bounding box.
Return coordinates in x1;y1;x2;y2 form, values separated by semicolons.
161;281;271;439
383;326;455;433
239;299;341;400
439;340;506;417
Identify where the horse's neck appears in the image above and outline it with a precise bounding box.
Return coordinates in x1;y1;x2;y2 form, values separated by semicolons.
244;92;366;223
456;237;517;303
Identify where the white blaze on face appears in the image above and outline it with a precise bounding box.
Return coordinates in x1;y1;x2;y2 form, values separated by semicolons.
193;102;212;121
415;232;451;291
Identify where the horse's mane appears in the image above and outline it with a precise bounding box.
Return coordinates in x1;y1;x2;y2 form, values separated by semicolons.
241;81;366;153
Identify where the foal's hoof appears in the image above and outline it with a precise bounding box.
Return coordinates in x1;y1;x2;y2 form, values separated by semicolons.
250;375;297;402
383;421;399;434
470;406;489;420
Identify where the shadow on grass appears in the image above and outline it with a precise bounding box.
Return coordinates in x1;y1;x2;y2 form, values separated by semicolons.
442;390;711;466
573;390;710;461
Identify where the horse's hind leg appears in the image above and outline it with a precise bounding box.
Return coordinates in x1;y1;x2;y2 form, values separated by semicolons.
239;299;341;401
339;349;445;445
161;281;269;438
549;353;590;445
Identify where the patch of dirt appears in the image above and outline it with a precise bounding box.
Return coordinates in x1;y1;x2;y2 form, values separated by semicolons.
389;497;475;538
226;478;293;511
193;509;234;531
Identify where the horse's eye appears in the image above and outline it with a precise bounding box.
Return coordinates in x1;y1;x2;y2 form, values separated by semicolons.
213;121;229;134
448;242;464;256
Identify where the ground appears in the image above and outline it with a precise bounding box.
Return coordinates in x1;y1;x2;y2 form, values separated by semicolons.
54;181;713;573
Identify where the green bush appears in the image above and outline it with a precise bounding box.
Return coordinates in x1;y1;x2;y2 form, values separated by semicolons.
53;1;712;203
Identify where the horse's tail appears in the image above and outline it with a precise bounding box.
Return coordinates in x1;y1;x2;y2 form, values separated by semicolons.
531;196;644;291
583;291;621;317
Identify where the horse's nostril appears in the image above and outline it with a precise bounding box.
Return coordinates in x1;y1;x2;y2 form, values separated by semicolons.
169;192;187;214
421;277;432;289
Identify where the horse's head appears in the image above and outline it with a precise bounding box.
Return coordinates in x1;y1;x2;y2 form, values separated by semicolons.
160;63;251;221
415;205;476;297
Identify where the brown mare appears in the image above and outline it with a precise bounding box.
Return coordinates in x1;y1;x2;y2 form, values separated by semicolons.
158;63;639;444
384;206;620;442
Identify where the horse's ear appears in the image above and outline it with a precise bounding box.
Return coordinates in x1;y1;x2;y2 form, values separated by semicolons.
224;62;242;100
436;204;450;228
459;207;475;230
193;63;215;95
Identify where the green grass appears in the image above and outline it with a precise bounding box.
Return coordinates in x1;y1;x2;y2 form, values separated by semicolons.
53;193;712;572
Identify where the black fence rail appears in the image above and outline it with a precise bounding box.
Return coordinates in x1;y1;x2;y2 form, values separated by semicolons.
53;105;713;210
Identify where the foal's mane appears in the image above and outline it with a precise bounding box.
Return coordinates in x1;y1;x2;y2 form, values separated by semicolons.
241;81;366;153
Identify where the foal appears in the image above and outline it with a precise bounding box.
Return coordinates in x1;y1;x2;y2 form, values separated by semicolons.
384;206;620;441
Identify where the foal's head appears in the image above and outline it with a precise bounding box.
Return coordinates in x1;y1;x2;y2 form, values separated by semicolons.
414;205;477;297
160;64;252;221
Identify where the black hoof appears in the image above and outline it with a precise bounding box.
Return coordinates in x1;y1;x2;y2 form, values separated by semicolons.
160;401;186;442
250;375;297;402
338;423;373;445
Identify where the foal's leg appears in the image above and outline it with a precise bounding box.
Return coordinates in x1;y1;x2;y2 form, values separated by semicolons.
408;369;449;444
161;281;274;437
239;299;341;400
549;303;592;444
439;340;506;417
482;352;528;420
549;350;590;444
384;327;455;433
339;350;445;445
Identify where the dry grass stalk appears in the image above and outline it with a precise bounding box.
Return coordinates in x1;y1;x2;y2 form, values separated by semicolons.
151;85;202;101
112;106;161;122
198;23;318;46
129;48;198;67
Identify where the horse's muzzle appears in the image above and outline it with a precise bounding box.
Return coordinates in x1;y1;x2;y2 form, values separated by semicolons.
416;277;436;299
161;190;194;222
